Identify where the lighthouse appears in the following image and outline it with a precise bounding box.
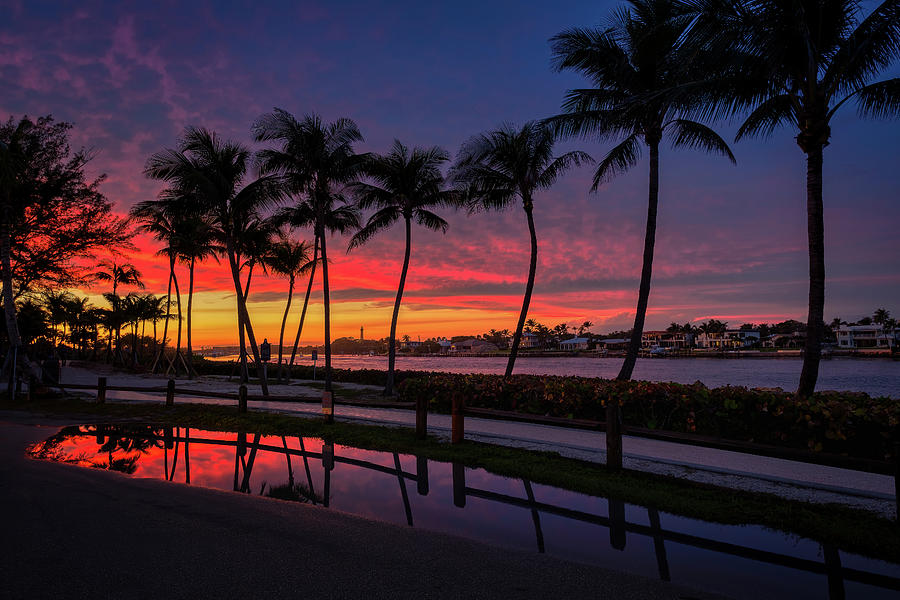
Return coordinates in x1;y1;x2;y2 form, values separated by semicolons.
360;326;364;341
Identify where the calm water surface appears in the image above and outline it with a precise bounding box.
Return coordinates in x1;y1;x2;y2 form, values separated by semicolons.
31;425;900;600
305;355;900;398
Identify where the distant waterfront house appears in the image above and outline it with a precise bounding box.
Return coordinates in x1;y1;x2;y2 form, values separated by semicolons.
520;332;541;349
399;339;422;350
560;337;590;351
450;338;499;353
836;325;896;349
599;338;629;351
762;332;806;349
641;331;667;348
697;329;759;349
437;340;452;354
642;331;693;349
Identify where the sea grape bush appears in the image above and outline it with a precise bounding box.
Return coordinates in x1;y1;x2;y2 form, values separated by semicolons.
396;373;899;460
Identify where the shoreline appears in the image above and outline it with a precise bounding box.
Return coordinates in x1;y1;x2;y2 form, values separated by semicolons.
203;352;899;361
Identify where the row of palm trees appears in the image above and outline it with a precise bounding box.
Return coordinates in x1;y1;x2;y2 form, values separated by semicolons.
37;289;170;362
125;0;897;412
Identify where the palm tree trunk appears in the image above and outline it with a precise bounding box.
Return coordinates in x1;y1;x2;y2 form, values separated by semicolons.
386;217;412;395
505;200;538;379
610;138;660;471
186;256;195;377
797;145;825;397
239;263;255;383
154;256;175;373
319;226;333;393
286;236;318;380
277;274;295;379
224;237;268;395
618;139;659;381
169;269;183;375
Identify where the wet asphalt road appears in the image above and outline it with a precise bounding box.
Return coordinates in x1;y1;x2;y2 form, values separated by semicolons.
0;413;725;599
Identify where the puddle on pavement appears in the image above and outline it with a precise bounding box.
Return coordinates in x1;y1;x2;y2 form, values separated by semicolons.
29;424;900;600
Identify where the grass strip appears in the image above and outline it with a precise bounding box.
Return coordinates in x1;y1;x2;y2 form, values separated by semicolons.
5;394;899;563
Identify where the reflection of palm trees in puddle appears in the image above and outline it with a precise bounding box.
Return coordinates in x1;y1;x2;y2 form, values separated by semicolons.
29;425;900;598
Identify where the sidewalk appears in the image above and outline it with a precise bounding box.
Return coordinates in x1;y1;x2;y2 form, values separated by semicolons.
58;365;897;518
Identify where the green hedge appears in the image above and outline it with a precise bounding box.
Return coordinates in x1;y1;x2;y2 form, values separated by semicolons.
396;373;899;461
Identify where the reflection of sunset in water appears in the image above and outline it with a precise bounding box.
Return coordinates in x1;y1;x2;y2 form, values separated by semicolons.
28;425;900;600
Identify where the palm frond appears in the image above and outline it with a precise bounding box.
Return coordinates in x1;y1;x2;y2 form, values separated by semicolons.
852;77;900;119
347;206;401;250
592;133;641;190
668;119;736;163
413;208;449;233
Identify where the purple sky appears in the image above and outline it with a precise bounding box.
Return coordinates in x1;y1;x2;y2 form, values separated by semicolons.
2;0;898;341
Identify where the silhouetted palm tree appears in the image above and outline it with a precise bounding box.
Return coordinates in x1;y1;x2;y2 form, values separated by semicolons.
175;215;221;375
265;234;315;381
94;259;144;361
253;109;364;394
688;0;900;396
145;127;283;394
452;122;591;378
348;140;458;395
550;0;736;386
129;201;186;374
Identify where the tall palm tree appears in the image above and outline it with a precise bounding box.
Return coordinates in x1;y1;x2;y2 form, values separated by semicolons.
144;127;282;394
94;259;144;361
253;109;365;394
688;0;900;396
283;237;319;377
265;234;315;381
42;290;73;351
550;0;736;385
348;141;457;395
175;214;221;376
233;216;278;382
129;201;185;374
452;122;591;378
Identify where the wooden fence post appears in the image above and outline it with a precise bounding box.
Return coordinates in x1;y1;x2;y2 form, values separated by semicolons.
451;395;464;444
415;395;427;439
97;376;107;404
606;400;623;470
238;384;247;413
166;378;175;407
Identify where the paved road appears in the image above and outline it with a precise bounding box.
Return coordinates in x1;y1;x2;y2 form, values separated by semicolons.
0;416;722;599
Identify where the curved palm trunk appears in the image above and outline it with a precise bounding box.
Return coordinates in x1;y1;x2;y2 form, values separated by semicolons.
239;263;255;383
618;139;659;381
610;139;660;471
385;217;412;396
319;226;333;393
797;146;825;397
224;237;268;395
154;255;175;373
168;268;183;375
505;200;538;379
277;274;295;380
186;256;195;377
286;236;319;380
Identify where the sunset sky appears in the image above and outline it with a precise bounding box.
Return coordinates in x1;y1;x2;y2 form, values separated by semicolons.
2;1;898;346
